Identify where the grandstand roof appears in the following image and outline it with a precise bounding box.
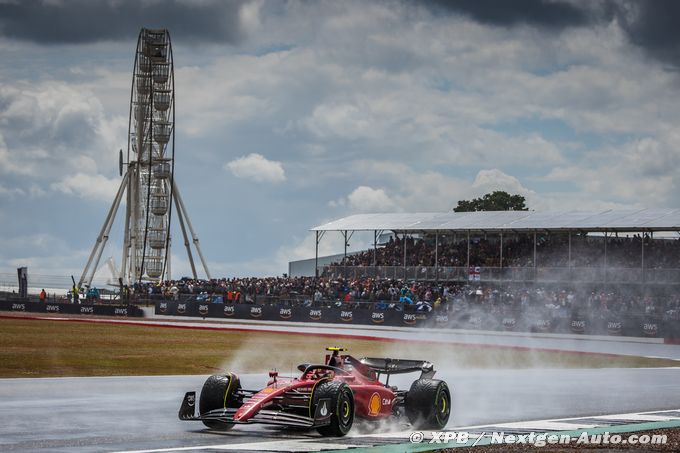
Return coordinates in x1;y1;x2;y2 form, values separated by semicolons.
311;209;680;233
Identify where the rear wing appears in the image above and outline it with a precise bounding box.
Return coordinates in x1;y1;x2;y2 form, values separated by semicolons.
359;357;436;380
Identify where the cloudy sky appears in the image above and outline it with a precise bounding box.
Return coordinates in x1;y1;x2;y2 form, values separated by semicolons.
1;0;679;284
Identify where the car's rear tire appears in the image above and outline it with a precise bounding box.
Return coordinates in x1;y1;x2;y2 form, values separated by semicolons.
313;381;354;436
199;373;241;430
405;379;450;429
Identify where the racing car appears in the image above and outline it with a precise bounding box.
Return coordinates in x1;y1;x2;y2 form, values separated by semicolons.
179;347;451;436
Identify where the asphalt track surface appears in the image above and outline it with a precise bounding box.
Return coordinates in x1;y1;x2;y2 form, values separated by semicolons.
145;314;680;360
2;315;680;452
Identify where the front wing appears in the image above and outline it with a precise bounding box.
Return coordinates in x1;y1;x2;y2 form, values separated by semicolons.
179;391;332;429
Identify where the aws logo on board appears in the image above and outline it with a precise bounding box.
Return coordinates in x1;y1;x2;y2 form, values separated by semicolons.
535;319;551;332
340;310;353;322
46;304;60;313
279;308;292;320
159;302;168;314
502;317;516;330
309;309;322;321
468;316;482;328
435;315;448;325
250;306;263;318
177;303;187;314
11;303;25;311
371;312;385;324
223;305;235;317
643;323;658;337
403;313;417;325
198;304;209;316
114;308;128;316
607;321;622;335
570;319;586;333
80;306;94;314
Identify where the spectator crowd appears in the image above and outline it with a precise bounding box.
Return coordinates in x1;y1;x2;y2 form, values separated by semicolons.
129;274;680;319
334;233;680;269
51;232;679;324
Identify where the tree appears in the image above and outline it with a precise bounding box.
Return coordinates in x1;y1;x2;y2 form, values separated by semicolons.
453;191;528;212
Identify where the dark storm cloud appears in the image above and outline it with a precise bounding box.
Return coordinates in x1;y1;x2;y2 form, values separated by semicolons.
614;0;680;68
2;0;680;68
423;0;680;67
0;0;248;44
425;0;590;29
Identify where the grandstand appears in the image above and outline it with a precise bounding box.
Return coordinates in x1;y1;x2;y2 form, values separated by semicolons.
4;208;679;338
309;209;680;285
134;208;679;338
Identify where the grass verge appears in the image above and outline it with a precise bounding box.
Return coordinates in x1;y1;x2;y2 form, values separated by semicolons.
1;317;678;378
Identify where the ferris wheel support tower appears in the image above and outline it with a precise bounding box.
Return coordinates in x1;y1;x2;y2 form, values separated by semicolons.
79;28;211;288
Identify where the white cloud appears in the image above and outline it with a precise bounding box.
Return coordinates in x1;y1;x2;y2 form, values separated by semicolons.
304;103;377;140
472;169;534;198
328;197;346;208
541;132;680;207
50;172;120;202
0;80;124;191
0;183;24;198
330;162;635;215
239;0;264;35
347;186;399;212
225;153;286;183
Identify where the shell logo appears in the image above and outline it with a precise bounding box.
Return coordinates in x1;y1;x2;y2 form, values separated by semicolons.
368;392;381;416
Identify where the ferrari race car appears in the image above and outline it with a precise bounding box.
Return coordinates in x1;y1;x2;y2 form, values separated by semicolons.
179;347;451;436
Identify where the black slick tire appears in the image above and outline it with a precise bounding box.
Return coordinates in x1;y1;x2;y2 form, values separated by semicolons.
405;378;451;429
313;381;354;436
199;373;241;430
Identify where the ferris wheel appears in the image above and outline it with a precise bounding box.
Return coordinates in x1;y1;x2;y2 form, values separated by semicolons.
79;28;211;287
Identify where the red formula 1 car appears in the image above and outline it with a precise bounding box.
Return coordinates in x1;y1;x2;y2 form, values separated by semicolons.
179;347;451;436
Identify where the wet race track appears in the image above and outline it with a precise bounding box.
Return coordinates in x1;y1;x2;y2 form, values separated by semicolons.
2;367;680;452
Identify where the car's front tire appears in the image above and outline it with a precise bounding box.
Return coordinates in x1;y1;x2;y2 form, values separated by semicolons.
313;381;354;436
199;373;241;430
405;379;451;429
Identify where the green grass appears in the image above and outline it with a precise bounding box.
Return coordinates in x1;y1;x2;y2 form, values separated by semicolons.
1;317;678;378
